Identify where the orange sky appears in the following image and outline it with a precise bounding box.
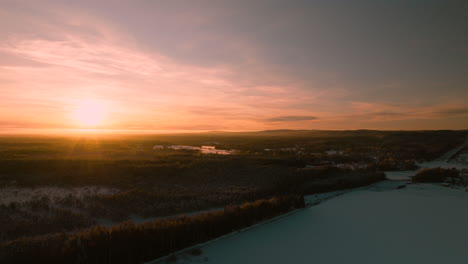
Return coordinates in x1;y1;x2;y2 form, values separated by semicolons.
1;1;467;132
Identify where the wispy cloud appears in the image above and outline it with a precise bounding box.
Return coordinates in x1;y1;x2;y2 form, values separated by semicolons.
434;106;468;117
343;102;468;123
1;36;162;75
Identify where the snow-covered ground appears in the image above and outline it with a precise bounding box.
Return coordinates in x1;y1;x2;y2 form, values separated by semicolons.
435;137;468;162
385;159;468;181
384;170;416;181
385;136;468;180
0;186;118;205
156;181;468;264
148;137;468;264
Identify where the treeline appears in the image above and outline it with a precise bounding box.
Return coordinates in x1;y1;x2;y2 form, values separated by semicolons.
0;195;304;264
279;167;386;194
412;168;460;183
0;155;385;242
0;187;273;242
1;130;465;162
0;156;295;188
0;167;385;242
0;204;94;242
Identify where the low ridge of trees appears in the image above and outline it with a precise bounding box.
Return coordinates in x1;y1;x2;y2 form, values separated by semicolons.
0;195;304;264
412;167;460;183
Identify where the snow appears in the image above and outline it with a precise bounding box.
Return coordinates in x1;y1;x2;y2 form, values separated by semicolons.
0;186;118;205
156;181;468;264
436;137;468;162
384;160;468;181
325;150;343;155
421;137;468;169
453;153;468;164
147;137;468;264
384;170;416;181
384;136;468;180
418;159;468;170
304;190;349;205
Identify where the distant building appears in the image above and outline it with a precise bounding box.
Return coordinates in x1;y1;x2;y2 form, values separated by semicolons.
201;149;234;155
335;163;368;170
201;146;216;150
155;144;237;155
168;145;200;151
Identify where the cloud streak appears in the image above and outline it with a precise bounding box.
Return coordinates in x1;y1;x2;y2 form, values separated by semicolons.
265;116;318;122
2;36;161;76
434;107;468;117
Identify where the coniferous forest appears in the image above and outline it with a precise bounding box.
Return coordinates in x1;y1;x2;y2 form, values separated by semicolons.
0;130;465;263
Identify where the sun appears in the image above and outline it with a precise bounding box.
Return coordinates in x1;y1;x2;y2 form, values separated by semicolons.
71;100;107;127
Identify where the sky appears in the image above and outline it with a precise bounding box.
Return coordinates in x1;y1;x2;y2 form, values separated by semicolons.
0;0;467;132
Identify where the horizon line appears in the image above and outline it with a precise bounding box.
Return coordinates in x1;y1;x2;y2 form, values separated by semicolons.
0;128;466;136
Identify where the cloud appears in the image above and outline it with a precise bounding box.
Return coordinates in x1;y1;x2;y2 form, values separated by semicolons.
369;111;408;117
187;106;245;116
343;101;468;124
434;107;468;117
1;36;162;76
0;120;64;129
265;116;318;122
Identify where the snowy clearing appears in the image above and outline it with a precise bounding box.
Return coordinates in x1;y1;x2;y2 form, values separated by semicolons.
385;136;468;180
160;181;468;264
384;170;416;181
0;186;118;205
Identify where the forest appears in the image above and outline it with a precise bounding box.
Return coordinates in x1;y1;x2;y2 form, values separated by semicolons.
0;130;466;263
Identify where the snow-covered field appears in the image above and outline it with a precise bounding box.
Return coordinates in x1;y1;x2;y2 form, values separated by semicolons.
385;137;468;181
385;160;468;181
158;181;468;264
0;186;118;205
418;159;468;171
384;170;416;180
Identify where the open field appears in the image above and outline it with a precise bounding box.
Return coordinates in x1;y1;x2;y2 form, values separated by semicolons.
165;181;468;264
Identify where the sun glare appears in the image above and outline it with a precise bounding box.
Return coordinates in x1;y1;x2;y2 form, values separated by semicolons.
71;100;107;127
